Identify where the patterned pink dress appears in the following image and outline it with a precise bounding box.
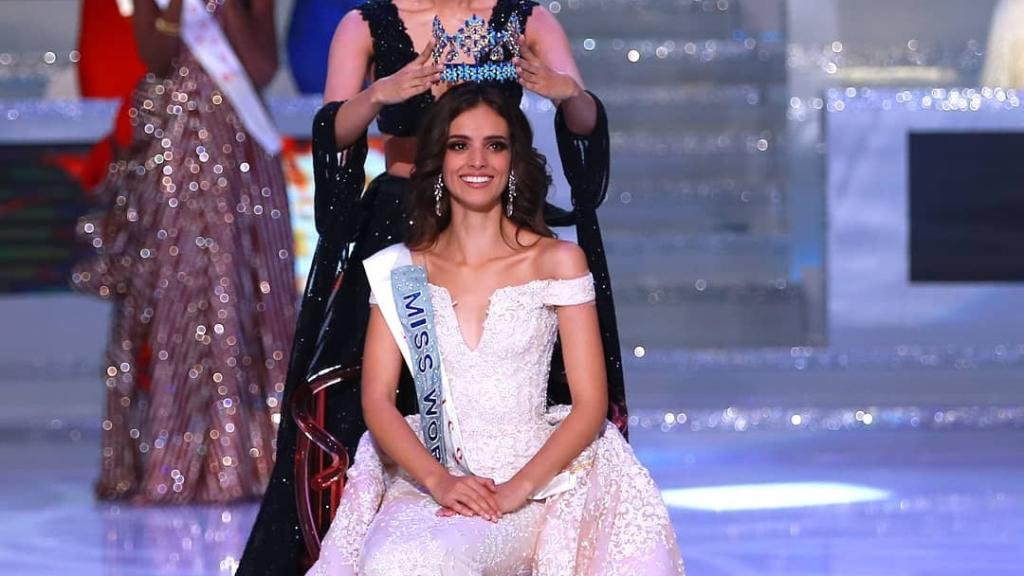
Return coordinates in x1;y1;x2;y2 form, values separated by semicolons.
308;271;683;575
73;33;296;503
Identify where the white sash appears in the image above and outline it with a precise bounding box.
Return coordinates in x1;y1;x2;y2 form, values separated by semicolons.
364;244;472;474
154;0;282;155
364;244;580;500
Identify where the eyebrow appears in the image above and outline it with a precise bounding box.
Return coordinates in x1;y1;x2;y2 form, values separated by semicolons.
446;134;510;141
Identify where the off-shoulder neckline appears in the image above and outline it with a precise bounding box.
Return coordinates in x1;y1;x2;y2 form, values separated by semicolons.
426;272;592;298
426;273;592;353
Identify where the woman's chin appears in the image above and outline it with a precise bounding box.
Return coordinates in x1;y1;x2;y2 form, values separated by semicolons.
449;194;504;215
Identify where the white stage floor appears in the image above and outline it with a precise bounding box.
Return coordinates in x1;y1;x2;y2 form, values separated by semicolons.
3;425;1023;575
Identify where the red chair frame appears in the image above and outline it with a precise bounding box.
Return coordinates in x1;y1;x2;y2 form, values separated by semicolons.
292;365;360;567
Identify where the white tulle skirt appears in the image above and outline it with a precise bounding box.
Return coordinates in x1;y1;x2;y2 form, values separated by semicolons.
307;414;684;576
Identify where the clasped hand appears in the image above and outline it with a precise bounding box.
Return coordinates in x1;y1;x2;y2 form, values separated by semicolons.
429;472;532;522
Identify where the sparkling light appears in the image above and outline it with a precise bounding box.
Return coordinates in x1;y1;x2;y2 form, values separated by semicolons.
662;482;890;511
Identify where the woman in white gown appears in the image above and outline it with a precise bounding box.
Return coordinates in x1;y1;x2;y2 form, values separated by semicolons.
308;83;683;576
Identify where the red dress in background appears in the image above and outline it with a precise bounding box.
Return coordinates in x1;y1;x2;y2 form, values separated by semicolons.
79;0;147;98
77;0;149;189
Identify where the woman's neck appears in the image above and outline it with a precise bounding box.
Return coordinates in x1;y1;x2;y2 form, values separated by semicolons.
402;0;480;11
434;0;480;10
435;209;516;265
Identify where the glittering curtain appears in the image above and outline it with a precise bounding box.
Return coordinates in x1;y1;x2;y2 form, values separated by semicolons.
238;92;624;574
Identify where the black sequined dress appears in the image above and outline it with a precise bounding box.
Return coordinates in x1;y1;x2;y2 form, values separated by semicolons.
237;1;625;573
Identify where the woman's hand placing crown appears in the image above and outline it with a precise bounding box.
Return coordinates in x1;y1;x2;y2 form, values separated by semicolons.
370;40;444;106
514;35;583;106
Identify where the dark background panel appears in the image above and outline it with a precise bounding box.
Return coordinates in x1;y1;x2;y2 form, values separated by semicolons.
0;144;94;293
909;132;1024;282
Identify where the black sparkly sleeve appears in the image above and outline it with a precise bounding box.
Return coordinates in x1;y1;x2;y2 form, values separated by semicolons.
312;101;367;240
516;0;539;23
493;0;538;32
552;92;628;438
303;101;368;379
555;90;610;211
294;100;368;410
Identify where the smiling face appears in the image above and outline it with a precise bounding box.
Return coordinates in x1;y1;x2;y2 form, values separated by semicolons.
441;103;512;215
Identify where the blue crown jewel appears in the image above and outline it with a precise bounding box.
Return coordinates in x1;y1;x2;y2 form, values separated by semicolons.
431;13;523;84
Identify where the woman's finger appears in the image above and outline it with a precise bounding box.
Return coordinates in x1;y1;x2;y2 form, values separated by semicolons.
464;480;501;513
457;493;492;519
414;63;442;78
415;39;437;63
517;56;541;74
408;78;434;95
521;43;544;68
457;488;497;520
467;476;497;492
458;484;493;511
449;501;475;517
519;69;538;84
478;477;498;492
517;35;534;59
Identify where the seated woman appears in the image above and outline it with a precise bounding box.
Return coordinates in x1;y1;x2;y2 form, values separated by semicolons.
238;2;627;571
308;84;683;575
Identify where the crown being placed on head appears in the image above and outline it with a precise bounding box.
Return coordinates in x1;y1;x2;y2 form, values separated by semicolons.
431;13;523;84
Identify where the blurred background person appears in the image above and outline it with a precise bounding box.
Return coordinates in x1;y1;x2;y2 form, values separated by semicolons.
72;0;296;504
286;0;362;94
983;0;1024;87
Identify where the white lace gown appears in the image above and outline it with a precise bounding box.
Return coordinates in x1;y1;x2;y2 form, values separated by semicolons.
308;273;684;576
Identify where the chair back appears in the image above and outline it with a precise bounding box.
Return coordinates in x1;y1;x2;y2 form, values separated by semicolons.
292;365;361;566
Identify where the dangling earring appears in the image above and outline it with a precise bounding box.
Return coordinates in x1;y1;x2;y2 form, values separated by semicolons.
434;173;444;217
505;170;517;218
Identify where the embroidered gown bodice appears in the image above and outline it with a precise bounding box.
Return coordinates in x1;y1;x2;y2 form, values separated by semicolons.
314;268;683;575
428;275;595;482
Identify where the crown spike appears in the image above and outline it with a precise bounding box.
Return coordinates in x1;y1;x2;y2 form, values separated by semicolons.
431;12;524;84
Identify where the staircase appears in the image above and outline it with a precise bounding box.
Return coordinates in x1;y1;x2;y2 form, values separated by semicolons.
556;0;809;349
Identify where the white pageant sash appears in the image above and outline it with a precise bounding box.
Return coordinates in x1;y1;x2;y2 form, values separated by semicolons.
391;264;451;465
364;244;472;474
364;243;581;501
154;0;282;155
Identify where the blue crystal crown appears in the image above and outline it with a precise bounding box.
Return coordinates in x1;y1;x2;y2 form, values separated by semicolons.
431;13;523;83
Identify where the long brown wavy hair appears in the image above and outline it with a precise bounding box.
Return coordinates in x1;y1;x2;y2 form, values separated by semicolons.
406;83;553;250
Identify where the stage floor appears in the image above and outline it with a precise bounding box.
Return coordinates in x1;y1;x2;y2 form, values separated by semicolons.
3;426;1022;575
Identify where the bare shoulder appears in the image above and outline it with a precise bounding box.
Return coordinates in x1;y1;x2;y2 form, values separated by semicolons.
523;5;564;42
524;4;560;33
535;238;589;280
325;8;374;100
334;8;371;43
